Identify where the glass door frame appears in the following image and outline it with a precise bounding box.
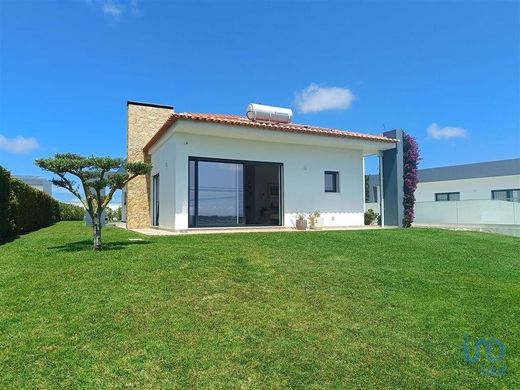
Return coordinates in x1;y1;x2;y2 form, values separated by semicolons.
188;156;284;228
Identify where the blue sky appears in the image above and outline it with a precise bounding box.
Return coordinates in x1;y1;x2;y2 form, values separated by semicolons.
0;0;519;205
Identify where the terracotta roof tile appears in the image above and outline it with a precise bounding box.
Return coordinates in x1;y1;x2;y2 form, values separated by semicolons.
143;113;397;153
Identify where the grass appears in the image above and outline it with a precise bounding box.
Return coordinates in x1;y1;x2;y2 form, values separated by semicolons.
0;222;518;389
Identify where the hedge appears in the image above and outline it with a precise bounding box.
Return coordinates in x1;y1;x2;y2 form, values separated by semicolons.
0;166;61;241
0;167;11;241
8;178;61;236
59;202;85;221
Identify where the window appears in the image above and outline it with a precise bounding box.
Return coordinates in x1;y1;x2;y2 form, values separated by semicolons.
435;192;460;201
325;171;339;193
492;189;520;202
188;158;282;227
152;174;159;226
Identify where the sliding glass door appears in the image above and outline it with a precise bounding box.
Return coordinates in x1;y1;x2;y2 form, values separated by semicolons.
189;158;282;228
196;160;243;227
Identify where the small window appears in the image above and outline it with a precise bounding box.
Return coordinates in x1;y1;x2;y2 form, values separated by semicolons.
325;171;339;192
492;189;520;202
435;192;460;201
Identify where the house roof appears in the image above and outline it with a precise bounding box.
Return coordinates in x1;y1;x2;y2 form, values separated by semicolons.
367;158;520;184
418;158;520;182
143;113;397;153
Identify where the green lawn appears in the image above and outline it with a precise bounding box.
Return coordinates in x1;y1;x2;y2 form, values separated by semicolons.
0;222;518;389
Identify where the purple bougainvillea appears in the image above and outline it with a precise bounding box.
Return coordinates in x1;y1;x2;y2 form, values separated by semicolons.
402;132;420;227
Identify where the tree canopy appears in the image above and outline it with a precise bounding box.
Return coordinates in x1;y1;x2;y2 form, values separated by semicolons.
36;153;151;249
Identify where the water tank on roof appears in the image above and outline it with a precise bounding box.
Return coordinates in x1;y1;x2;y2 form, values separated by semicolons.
246;103;293;123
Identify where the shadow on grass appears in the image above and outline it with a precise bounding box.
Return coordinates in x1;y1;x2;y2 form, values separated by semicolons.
0;234;20;246
48;239;151;252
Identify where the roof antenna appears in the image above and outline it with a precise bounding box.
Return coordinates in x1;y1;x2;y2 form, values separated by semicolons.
382;123;387;131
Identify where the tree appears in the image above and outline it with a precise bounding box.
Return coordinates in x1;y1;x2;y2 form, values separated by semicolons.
115;206;122;222
36;154;151;250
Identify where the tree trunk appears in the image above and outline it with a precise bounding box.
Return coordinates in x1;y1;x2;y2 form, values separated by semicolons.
93;214;102;250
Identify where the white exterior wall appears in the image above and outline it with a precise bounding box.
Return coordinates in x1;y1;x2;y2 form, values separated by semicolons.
150;125;379;230
363;169;519;226
150;140;177;228
415;200;520;225
415;175;520;202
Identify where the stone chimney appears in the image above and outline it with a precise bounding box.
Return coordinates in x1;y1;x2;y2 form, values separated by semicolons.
126;101;173;229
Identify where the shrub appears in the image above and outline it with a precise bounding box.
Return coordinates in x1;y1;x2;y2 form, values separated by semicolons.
59;202;85;221
8;178;60;236
402;133;420;228
0;166;11;241
364;208;379;225
308;210;321;229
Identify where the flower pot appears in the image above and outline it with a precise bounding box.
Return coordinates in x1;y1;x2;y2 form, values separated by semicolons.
295;219;307;230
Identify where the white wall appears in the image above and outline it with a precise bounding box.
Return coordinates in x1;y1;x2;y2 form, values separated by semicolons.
150;140;177;228
415;175;520;202
366;174;520;211
151;127;368;230
415;200;520;225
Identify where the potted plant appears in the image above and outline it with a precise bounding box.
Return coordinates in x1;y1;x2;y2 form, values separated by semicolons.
364;208;380;226
295;213;307;230
309;210;322;230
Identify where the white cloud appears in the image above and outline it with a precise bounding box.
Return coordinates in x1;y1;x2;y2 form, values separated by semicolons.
103;1;123;17
295;83;355;113
92;0;139;19
427;123;468;140
130;0;140;15
0;134;40;154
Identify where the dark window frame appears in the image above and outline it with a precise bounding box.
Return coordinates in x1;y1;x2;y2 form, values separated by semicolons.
492;189;520;202
324;171;339;193
188;156;284;228
435;192;460;201
152;174;160;226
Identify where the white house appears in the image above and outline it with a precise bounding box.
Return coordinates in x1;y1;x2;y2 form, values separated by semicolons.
122;101;402;231
415;159;520;203
366;158;520;226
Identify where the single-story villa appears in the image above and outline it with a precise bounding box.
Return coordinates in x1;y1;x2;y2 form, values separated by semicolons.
122;101;404;231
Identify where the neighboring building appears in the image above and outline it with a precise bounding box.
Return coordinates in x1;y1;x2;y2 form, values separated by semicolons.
123;101;404;231
365;158;520;227
415;159;520;203
14;175;52;196
366;159;520;204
